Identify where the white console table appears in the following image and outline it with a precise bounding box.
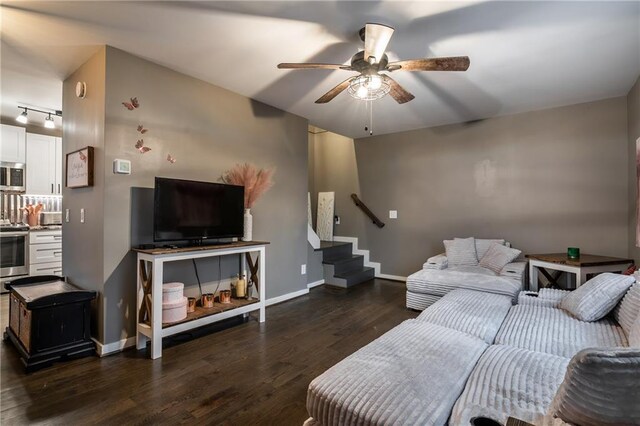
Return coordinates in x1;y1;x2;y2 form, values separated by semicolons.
134;241;268;359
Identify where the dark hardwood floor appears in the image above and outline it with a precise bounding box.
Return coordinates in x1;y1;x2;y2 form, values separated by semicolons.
1;279;415;425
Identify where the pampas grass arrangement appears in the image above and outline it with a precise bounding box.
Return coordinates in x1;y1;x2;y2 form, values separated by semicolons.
221;163;275;209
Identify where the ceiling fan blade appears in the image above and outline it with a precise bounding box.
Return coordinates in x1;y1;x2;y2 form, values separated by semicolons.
278;63;352;70
386;56;470;72
364;23;394;64
383;76;415;104
315;77;354;104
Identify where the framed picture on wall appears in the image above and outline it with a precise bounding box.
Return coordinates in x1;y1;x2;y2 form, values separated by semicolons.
66;146;94;188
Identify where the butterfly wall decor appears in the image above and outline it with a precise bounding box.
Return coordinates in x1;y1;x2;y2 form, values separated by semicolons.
79;151;87;162
122;97;139;110
167;154;176;164
137;124;148;134
135;139;151;154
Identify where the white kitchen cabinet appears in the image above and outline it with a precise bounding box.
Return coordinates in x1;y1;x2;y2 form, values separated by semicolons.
29;229;62;276
1;124;26;163
55;137;63;193
26;133;62;195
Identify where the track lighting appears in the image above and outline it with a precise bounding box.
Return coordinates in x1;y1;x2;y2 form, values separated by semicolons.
15;106;62;127
44;114;55;129
16;108;28;124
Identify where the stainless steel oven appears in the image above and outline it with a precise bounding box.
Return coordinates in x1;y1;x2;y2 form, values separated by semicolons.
0;162;26;192
1;226;29;280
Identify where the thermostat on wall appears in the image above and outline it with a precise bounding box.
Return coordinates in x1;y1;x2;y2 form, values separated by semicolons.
113;159;131;174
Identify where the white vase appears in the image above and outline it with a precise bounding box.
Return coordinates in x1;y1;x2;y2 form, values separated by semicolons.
243;208;253;241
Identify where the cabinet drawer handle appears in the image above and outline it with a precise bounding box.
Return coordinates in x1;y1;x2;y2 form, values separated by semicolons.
58;184;61;194
51;183;54;194
53;251;62;255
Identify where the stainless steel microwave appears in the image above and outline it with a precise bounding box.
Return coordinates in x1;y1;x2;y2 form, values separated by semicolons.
0;162;26;192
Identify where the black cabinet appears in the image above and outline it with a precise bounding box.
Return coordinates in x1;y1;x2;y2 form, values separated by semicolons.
4;275;96;372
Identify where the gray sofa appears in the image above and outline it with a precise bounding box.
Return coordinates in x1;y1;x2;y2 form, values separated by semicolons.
304;281;640;426
406;239;527;311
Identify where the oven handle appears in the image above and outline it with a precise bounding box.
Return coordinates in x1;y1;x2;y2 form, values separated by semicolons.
0;231;28;237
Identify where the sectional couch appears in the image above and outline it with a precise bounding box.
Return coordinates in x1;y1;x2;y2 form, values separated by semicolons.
406;238;527;311
304;278;640;425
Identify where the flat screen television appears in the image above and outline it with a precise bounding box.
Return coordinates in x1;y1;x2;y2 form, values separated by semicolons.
153;177;244;243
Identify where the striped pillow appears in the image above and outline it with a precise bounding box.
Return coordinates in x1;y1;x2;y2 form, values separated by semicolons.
475;239;505;260
443;237;478;266
614;283;640;336
478;242;521;274
630;316;640;348
560;273;635;322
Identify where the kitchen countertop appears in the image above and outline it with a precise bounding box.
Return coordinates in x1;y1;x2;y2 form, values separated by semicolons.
29;225;63;231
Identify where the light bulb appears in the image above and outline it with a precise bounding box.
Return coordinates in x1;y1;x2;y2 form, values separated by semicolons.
44;114;55;129
16;110;28;124
356;85;369;99
369;75;382;90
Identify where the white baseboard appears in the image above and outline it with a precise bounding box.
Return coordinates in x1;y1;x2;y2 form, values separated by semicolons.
307;279;325;288
93;336;136;357
265;288;309;306
377;273;407;282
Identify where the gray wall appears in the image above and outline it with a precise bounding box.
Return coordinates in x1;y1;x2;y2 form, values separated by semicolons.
62;47;107;341
312;97;630;276
628;76;640;263
64;46;309;346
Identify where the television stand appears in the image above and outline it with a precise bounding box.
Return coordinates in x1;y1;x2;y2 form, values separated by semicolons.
133;241;269;359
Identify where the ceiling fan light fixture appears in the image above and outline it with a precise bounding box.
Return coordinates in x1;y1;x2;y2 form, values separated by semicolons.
16;109;28;124
348;75;390;101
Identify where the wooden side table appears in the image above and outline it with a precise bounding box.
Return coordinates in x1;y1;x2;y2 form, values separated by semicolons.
526;253;633;291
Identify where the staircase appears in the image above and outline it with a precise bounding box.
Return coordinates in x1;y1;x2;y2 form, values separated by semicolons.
316;241;375;288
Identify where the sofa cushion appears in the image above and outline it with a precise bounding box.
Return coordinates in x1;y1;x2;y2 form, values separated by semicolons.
406;291;441;311
416;289;512;343
475;239;505;260
559;273;635;322
306;320;488;426
630;316;640;347
614;282;640;336
478;243;521;274
449;345;569;426
548;348;640;426
495;305;628;358
444;237;478;266
518;289;570;308
406;268;522;303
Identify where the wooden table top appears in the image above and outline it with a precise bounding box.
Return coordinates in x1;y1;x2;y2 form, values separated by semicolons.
526;253;634;267
134;241;269;255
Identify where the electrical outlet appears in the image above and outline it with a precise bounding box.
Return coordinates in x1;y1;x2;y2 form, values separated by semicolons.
334;215;340;225
80;208;85;223
389;210;398;219
65;209;70;223
301;264;306;275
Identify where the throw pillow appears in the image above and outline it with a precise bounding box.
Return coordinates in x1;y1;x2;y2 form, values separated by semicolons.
630;316;640;348
443;237;478;266
560;273;635;322
614;282;640;336
478;242;521;274
475;239;505;260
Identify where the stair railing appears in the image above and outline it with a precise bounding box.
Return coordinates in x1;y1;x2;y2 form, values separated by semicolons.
351;194;385;228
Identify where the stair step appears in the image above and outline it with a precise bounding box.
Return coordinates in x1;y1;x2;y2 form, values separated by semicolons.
315;241;352;258
323;255;365;275
335;267;375;287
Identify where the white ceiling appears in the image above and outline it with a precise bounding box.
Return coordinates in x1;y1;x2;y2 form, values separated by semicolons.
1;1;639;138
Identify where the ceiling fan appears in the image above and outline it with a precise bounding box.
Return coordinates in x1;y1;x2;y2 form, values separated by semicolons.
278;23;470;104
